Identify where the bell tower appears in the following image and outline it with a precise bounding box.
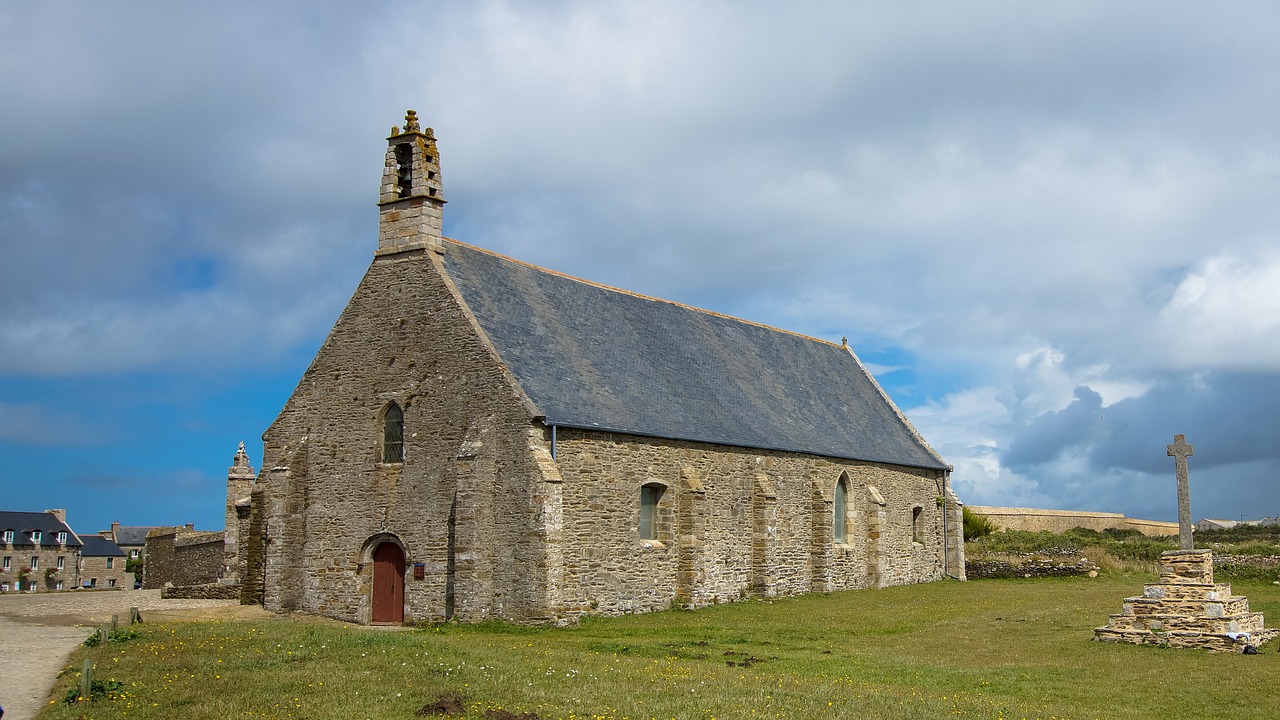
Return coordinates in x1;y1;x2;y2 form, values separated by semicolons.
377;110;445;256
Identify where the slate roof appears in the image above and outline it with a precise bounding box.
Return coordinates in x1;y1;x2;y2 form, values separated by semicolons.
112;526;160;546
81;536;126;557
443;240;947;471
0;510;82;548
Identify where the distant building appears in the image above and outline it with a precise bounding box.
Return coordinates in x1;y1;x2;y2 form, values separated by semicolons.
100;522;164;564
79;535;129;589
0;509;83;592
1194;518;1240;532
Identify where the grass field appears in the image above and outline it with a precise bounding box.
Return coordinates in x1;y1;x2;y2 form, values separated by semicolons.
39;574;1280;720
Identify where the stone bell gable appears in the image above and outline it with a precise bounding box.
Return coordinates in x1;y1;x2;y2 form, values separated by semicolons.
237;111;963;626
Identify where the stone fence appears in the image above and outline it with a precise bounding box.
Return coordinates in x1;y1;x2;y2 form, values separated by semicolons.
160;582;240;600
968;506;1177;537
965;556;1098;580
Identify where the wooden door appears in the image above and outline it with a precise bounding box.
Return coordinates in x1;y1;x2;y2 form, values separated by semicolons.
371;542;405;624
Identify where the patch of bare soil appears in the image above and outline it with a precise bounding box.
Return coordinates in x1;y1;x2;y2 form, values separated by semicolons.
418;692;467;716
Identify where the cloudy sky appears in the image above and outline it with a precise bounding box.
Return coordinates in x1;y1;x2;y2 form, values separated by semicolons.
3;1;1280;534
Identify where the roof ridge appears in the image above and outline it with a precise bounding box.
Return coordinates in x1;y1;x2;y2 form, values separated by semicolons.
443;238;845;349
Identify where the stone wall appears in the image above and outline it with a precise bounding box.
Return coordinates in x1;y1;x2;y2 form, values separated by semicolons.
161;583;240;600
968;505;1177;537
79;555;130;590
144;529;225;589
1;542;79;592
257;249;555;624
551;429;956;617
965;558;1097;579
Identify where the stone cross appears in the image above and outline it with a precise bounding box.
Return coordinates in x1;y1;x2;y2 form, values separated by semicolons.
1167;433;1195;551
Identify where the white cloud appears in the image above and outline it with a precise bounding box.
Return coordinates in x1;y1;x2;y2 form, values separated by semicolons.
1158;251;1280;370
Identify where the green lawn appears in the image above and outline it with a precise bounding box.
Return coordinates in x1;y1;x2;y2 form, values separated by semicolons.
39;574;1280;720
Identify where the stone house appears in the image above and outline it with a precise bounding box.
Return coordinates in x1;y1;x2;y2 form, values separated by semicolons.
0;509;82;592
227;111;964;625
79;535;129;590
100;522;163;565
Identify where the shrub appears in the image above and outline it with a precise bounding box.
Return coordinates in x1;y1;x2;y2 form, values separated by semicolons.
962;507;997;541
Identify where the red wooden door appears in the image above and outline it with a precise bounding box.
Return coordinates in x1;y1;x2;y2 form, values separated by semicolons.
371;542;405;624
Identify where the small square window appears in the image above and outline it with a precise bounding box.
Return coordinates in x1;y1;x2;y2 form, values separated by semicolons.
108;579;117;588
56;580;64;590
130;549;139;559
57;531;67;544
106;557;114;569
31;531;41;543
30;557;39;570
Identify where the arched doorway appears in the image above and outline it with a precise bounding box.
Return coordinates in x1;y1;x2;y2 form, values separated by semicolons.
371;541;405;624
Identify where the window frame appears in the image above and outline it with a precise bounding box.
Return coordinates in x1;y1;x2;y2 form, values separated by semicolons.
833;475;850;544
31;530;41;544
3;529;13;543
381;402;405;464
639;483;667;543
911;505;924;544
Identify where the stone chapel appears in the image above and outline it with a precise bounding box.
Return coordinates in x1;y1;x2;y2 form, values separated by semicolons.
225;111;965;625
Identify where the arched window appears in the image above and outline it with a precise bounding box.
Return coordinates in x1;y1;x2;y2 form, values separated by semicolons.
640;484;665;540
834;475;849;543
382;403;404;463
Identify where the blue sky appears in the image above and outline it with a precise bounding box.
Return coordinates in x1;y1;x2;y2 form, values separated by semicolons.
4;1;1280;534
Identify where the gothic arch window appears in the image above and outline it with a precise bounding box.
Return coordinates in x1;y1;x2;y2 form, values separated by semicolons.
834;474;850;544
381;402;405;464
640;483;666;541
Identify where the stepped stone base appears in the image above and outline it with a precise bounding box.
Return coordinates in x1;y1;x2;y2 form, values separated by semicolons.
1094;549;1277;652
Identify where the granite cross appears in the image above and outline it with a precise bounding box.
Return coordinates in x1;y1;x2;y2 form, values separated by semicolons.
1167;433;1195;551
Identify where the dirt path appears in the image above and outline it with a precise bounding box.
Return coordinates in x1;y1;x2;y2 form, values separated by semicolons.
0;589;270;720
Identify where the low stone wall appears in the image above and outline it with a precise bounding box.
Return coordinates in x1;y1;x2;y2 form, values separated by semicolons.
966;557;1098;580
968;506;1177;537
161;582;240;600
1215;554;1280;568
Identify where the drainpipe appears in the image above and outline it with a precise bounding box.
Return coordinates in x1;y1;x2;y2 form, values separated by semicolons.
550;424;557;461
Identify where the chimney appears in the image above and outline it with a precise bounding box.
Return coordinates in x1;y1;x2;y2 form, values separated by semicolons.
45;508;67;524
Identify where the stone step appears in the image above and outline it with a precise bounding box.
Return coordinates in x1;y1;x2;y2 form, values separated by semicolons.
1125;596;1251;617
1103;611;1268;635
1141;582;1232;601
1095;626;1279;652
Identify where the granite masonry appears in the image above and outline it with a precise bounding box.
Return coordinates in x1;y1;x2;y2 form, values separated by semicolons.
1095;549;1278;651
224;111;965;625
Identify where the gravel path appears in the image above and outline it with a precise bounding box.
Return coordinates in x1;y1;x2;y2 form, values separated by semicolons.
0;589;256;720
